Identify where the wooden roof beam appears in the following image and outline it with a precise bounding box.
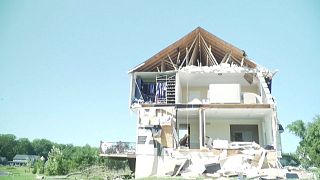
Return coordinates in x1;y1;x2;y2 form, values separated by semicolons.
189;41;199;66
178;35;198;70
200;34;218;65
221;51;232;64
164;59;175;71
200;36;217;65
230;56;242;66
200;41;214;66
167;54;177;70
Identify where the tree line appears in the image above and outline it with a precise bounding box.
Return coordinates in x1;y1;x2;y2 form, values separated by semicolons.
0;134;128;176
0;134;54;160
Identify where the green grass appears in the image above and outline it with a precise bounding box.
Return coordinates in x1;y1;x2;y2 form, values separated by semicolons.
0;166;36;180
0;165;133;180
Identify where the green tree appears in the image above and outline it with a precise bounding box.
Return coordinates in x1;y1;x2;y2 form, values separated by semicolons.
16;138;35;155
287;115;320;167
0;134;17;160
69;145;98;170
287;120;306;139
32;139;53;158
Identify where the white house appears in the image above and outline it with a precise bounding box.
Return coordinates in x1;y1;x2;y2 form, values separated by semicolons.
103;27;284;178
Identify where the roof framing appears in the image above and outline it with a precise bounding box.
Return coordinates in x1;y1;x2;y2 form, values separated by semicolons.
129;27;256;73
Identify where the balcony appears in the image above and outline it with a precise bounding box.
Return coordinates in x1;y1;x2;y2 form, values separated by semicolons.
100;141;136;159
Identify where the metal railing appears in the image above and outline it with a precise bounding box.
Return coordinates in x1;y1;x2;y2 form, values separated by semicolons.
100;141;135;155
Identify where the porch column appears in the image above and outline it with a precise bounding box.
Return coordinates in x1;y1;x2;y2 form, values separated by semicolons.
272;111;278;151
199;109;205;148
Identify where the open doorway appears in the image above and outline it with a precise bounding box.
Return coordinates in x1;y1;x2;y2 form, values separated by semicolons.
230;125;259;143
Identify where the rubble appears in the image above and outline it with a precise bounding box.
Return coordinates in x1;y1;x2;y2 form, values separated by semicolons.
162;142;315;179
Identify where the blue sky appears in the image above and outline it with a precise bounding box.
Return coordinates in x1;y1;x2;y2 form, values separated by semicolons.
0;1;319;152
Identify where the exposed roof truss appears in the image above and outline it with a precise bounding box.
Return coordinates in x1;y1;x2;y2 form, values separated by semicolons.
129;27;256;73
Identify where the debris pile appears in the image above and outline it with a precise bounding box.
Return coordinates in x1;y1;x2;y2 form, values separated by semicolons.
166;142;314;179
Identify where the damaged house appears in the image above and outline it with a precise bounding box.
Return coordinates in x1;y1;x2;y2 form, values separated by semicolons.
101;27;305;179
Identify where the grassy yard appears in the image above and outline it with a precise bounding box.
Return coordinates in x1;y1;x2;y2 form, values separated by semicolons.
0;166;36;180
0;165;132;179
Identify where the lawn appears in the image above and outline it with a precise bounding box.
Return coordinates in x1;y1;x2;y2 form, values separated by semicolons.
0;165;132;179
0;166;36;180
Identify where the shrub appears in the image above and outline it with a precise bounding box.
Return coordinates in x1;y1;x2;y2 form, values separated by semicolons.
32;166;37;174
45;146;68;175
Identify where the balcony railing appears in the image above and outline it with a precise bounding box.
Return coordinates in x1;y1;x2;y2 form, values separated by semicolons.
100;141;135;155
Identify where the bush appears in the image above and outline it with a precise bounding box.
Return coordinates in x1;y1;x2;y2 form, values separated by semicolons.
32;166;37;174
280;153;300;167
33;159;45;174
45;146;68;175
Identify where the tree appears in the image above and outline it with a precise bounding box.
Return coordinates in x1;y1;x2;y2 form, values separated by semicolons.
287;120;306;139
0;134;17;160
70;145;98;169
32;139;53;158
287;115;320;167
16;138;35;155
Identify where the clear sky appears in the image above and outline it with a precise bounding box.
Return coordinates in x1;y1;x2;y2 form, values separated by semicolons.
0;0;319;152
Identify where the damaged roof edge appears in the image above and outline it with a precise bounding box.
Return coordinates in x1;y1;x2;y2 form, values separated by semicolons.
128;62;145;74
